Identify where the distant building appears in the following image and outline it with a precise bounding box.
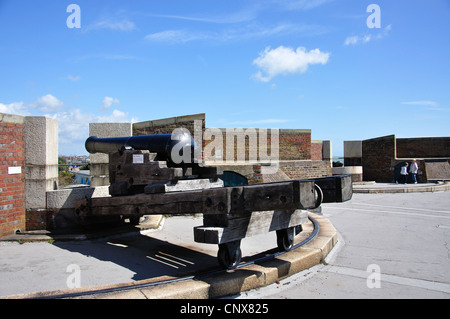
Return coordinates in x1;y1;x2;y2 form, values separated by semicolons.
72;170;91;185
342;135;450;183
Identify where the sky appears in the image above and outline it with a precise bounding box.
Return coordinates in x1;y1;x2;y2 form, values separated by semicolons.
0;0;449;156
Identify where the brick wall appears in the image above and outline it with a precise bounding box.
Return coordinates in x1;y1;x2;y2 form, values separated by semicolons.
25;209;54;231
0;115;26;237
311;140;323;161
396;137;450;158
279;130;311;160
133;113;205;137
202;128;311;162
279;160;332;180
390;159;428;183
361;135;450;182
203;128;280;162
362;135;396;182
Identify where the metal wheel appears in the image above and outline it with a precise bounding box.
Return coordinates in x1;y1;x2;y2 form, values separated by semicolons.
314;184;323;209
217;241;242;269
276;227;295;252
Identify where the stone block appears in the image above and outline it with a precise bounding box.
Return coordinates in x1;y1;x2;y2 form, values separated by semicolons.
88;123;132;164
344;140;362;158
322;140;332;162
46;186;110;210
24;116;59;209
24;116;58;166
88;123;132;186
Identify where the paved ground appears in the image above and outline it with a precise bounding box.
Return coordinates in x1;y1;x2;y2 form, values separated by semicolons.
0;216;284;298
1;184;449;299
236;190;450;299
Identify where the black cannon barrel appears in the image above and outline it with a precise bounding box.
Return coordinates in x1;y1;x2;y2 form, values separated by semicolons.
85;132;199;166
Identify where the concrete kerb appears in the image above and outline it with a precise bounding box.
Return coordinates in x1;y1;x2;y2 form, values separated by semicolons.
352;181;450;194
4;212;337;299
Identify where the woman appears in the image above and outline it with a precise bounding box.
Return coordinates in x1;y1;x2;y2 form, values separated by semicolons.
400;162;409;184
409;159;419;184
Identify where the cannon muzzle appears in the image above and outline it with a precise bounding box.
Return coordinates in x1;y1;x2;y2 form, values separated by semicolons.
85;132;199;166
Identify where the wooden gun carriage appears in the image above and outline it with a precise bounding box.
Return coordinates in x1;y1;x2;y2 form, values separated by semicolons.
76;133;352;269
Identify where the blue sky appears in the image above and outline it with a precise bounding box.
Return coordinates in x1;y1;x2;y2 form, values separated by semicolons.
0;0;449;156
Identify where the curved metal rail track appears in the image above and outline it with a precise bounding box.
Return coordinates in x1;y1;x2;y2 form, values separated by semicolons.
36;215;320;299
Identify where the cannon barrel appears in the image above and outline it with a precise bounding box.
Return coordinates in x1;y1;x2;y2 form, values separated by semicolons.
85;132;199;166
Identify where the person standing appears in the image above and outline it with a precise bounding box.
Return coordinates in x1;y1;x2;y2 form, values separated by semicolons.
400;162;409;184
409;159;419;184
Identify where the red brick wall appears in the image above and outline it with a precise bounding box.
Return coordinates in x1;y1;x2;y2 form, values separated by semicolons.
279;130;311;160
0;120;26;237
311;141;323;161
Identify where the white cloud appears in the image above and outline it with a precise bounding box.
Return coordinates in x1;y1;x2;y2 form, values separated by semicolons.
66;75;81;81
345;24;392;46
1;95;137;155
34;94;64;112
401;101;439;106
401;100;448;111
51;108;137;155
344;34;372;45
101;96;120;111
98;109;129;122
228;118;292;125
0;94;64;115
144;30;210;43
0;101;30;116
278;0;334;10
86;19;136;32
145;23;328;44
344;36;359;46
252;46;330;82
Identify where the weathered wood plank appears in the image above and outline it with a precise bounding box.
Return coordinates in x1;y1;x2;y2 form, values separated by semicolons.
76;191;204;216
75;177;351;217
310;175;352;203
193;210;308;244
76;179;321;217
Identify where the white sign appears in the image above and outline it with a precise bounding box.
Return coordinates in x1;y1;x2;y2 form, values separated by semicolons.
8;167;22;175
132;154;144;164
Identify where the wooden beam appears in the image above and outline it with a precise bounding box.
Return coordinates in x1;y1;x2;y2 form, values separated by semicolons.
311;175;352;203
75;179;317;217
193;210;308;244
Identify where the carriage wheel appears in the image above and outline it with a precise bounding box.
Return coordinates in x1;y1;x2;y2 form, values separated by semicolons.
276;227;295;252
217;240;242;269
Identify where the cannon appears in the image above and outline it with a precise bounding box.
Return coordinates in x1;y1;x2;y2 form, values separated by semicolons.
76;132;352;269
85;131;199;167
